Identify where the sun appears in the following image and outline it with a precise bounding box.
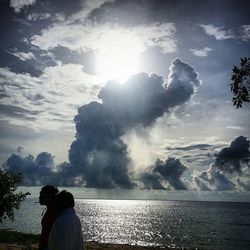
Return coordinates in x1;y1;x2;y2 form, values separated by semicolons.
96;30;144;82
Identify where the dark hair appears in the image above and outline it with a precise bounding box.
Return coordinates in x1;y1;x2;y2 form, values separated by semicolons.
41;185;59;196
55;190;75;211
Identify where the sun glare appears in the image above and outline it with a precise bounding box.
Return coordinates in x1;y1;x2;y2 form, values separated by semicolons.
96;30;144;82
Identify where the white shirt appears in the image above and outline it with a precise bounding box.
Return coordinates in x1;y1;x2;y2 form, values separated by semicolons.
48;208;83;250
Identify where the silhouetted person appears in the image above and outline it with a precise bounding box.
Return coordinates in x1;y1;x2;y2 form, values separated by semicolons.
48;190;84;250
39;185;59;250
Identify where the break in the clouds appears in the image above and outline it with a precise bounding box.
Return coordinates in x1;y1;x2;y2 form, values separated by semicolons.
199;24;235;40
190;47;212;57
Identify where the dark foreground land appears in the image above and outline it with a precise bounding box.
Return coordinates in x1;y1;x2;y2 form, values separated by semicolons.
0;230;193;250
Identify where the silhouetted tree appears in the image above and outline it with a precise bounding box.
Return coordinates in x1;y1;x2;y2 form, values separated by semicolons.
230;57;250;108
0;170;30;222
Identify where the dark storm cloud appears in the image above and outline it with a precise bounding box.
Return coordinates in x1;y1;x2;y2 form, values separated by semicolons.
69;58;201;188
99;58;201;127
215;136;250;173
141;157;188;190
2;59;201;188
69;101;135;189
2;147;82;186
153;158;187;190
140;171;166;190
3;147;55;185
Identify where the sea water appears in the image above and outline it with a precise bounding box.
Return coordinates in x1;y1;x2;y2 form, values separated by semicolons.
1;187;250;250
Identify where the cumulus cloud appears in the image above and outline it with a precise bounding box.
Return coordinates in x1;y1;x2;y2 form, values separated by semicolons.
190;47;213;57
193;136;250;191
193;165;235;191
69;58;201;188
141;157;188;190
2;58;201;189
99;59;201;127
10;0;36;13
2;146;84;186
69;101;134;188
3;146;54;185
215;136;250;173
199;24;235;40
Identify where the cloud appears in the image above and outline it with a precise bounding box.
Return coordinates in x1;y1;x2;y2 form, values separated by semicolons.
166;144;212;151
2;58;201;189
2;147;84;186
70;0;116;22
193;136;250;191
11;51;36;61
68;101;135;189
10;0;36;13
193;165;235;191
240;25;250;41
140;157;188;190
199;24;235;40
190;47;212;57
30;22;176;54
0;64;101;130
98;59;201;127
27;12;51;21
140;171;166;190
214;136;250;173
153;157;187;190
3;146;54;185
68;58;201;188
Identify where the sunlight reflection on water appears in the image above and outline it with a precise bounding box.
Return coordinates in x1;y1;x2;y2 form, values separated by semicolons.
76;199;169;246
1;198;250;249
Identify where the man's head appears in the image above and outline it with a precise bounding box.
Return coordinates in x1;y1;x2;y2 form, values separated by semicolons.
54;190;75;214
39;185;59;206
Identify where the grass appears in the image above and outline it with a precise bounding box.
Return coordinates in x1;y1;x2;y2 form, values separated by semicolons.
0;230;191;249
0;229;39;244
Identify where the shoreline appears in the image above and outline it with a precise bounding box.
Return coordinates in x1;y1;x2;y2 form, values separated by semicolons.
0;230;193;250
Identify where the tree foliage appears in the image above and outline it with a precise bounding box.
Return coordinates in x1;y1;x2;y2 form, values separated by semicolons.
230;57;250;108
0;170;30;223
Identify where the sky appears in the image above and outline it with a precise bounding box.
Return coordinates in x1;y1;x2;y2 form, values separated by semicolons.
0;0;250;191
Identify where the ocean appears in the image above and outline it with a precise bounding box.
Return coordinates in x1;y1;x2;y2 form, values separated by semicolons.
1;187;250;250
